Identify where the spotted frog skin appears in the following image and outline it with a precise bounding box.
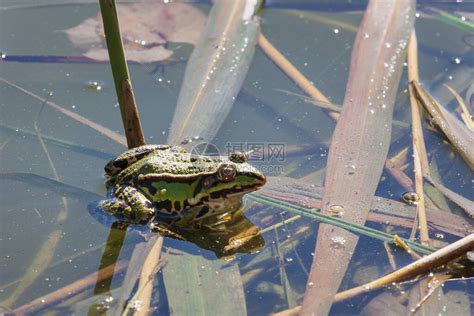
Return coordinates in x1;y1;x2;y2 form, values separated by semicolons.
99;145;266;226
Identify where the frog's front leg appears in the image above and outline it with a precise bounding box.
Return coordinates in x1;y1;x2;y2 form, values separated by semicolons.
99;183;154;224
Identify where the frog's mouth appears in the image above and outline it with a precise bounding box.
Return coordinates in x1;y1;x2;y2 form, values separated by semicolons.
210;182;264;199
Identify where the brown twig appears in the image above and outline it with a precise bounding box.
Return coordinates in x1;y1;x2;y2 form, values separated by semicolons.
334;234;473;302
274;234;473;315
407;31;430;246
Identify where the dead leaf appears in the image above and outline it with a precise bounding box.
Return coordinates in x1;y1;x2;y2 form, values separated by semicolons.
64;1;206;63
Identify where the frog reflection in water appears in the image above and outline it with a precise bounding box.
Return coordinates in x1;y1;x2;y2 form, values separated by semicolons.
99;145;266;256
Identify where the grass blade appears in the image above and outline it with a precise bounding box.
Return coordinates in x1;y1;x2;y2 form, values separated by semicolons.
444;84;474;131
258;177;471;238
301;1;415;314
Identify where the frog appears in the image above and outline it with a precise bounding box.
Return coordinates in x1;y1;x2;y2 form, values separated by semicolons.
99;144;266;228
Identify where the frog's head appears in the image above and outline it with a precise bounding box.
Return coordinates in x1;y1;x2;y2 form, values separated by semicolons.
192;152;266;217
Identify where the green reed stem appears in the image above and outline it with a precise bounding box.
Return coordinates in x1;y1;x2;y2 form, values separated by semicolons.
99;0;145;148
249;193;435;255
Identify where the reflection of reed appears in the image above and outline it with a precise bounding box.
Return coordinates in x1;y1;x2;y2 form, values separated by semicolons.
93;222;128;296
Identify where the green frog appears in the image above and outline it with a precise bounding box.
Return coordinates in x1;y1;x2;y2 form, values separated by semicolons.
99;145;266;227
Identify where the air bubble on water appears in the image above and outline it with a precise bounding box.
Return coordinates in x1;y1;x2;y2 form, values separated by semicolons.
86;81;102;91
330;236;346;249
346;163;356;175
96;296;114;312
105;296;114;303
402;191;420;205
328;205;345;217
129;299;143;311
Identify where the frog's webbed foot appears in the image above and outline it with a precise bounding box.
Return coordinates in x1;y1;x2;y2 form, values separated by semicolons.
99;184;154;224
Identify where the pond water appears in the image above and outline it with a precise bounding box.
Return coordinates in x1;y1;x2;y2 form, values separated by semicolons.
1;1;473;315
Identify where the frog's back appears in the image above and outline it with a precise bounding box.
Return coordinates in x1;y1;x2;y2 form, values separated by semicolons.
134;150;221;176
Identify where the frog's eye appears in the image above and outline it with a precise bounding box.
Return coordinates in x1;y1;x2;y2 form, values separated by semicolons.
217;164;237;182
228;151;248;163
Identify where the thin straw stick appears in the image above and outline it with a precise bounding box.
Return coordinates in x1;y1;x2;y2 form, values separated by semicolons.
334;234;473;301
407;31;430;246
258;32;338;121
